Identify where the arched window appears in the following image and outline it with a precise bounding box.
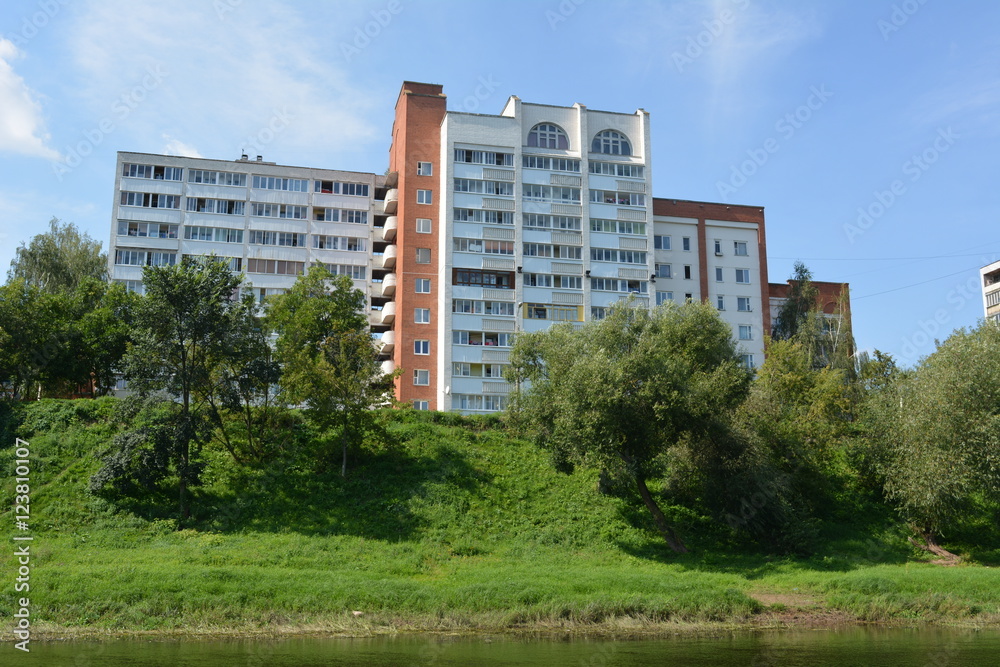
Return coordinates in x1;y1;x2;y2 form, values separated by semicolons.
527;123;569;150
591;130;632;156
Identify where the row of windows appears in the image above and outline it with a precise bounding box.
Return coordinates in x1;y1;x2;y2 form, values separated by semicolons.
454;149;514;166
523;243;582;259
522;155;580;172
454;209;515;225
187;198;245;215
314;235;366;251
590;190;645;207
123;165;372;196
591;248;646;264
522;273;584;289
185;226;242;243
452;331;513;347
591;219;645;235
452;363;506;378
522;184;581;203
714;240;750;256
122;192;366;222
454;178;515;196
589;161;644;178
120;192;180;209
114;250;177;267
453;299;516;315
251;203;307;220
453;394;507;411
249;231;306;247
453;269;514;289
524;303;581;322
117;221;178;238
591;278;647;293
453;239;515;255
525;125;633;156
523;214;581;230
314;208;368;224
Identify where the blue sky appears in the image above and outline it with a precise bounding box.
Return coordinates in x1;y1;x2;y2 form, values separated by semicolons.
2;0;998;366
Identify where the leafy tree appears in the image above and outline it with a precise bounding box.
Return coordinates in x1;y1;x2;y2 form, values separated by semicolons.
0;279;64;399
771;261;817;342
94;257;250;518
267;265;396;477
868;323;1000;557
8;217;108;292
509;301;752;553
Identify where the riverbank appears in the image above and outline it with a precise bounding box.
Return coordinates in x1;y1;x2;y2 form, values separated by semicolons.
4;400;1000;641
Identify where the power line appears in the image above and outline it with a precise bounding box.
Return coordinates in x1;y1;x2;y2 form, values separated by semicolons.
852;266;980;300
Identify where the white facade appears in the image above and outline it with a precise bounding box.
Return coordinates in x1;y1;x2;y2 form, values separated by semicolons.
981;260;1000;324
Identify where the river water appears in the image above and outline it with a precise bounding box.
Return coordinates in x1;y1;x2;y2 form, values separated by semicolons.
13;627;999;665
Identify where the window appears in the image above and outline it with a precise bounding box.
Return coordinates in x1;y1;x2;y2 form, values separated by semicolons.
413;369;430;386
523;184;581;203
589;190;645;207
413;400;429;411
685;293;693;302
739;325;752;341
415;278;431;293
454;178;514;196
591;219;646;235
417;189;432;204
684;265;692;280
188;170;246;186
682;237;691;251
589;161;644;178
527;123;569;150
734;241;749;256
118;221;179;238
253;176;310;192
656;291;673;306
737;297;752;312
591;130;632;156
123;164;183;180
120;192;180;209
455;149;514;166
414;340;430;355
182;226;241;243
522;155;580;172
313;235;366;251
455;209;515;225
251;203;306;219
314;208;368;224
250;230;307;247
522;214;581;230
714;239;722;256
453;299;483;314
717;295;725;310
654;235;671;250
416;248;431;264
741;354;756;370
655;264;672;278
417;161;432;175
453;269;514;289
246;259;304;275
736;269;750;284
114;249;177;267
324;264;366;280
186;198;245;215
715;267;723;282
590;248;647;264
416;218;432;233
415;308;430;323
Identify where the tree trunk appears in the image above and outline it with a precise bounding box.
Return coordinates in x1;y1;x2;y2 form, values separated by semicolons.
341;409;349;478
908;529;961;563
635;475;688;554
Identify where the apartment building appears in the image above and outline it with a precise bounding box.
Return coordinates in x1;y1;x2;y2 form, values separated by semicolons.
108;81;812;413
981;260;1000;323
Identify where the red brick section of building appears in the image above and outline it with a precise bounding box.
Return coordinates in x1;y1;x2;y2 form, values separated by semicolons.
652;198;771;335
388;81;446;408
768;280;851;317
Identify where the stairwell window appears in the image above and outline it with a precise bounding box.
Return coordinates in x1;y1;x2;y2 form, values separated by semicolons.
417;162;432;175
417;189;432;204
413;369;430;386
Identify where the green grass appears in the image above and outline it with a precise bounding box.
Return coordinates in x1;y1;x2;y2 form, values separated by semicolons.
3;399;1000;637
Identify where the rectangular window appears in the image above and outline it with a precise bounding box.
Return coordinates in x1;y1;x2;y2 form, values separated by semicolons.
654;235;671;250
736;269;750;284
522;214;581;230
415;278;431;293
120;192;180;209
590;219;646;235
739;325;752;340
414;308;431;324
522;155;580;171
734;241;749;256
737;297;752;312
416;248;431;264
314;180;369;196
324;264;366;280
417;161;433;175
416;218;432;233
523;184;581;203
253;176;310;192
413;369;430;386
741;354;756;370
456;149;515;166
715;267;724;282
413;400;429;411
714;239;722;256
717;295;725;310
414;340;430;355
455;209;515;225
654;264;671;279
684;265;692;280
589;190;645;207
188;170;246;186
452;299;483;314
251;203;307;219
312;235;366;251
417;189;432;204
118;221;179;238
123;164;183;181
682;237;691;251
249;230;307;247
656;291;673;306
186;198;245;215
452;269;514;289
588;161;644;178
246;259;305;275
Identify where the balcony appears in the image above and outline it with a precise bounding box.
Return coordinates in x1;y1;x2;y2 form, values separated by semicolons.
382;216;398;241
383;189;399;215
381;272;396;297
381;244;397;269
380;301;396;325
381;359;395;375
380;330;395;354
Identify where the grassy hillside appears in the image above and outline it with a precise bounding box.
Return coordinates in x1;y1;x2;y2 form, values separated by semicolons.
3;399;1000;637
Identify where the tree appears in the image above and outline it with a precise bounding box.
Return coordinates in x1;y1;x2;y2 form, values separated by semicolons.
509;301;752;553
95;257;250;519
8;217;108;292
0;279;63;399
267;265;396;477
868;323;1000;558
771;261;817;342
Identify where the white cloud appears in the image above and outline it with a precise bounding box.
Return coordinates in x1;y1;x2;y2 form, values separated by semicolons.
67;0;378;164
0;38;61;160
162;134;203;158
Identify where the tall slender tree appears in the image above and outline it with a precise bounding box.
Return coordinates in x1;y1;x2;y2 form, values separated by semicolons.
8;217;108;292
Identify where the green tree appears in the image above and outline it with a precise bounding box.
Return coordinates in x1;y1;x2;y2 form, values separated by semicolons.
267;265;396;477
8;217;108;292
94;257;250;518
509;301;752;553
0;279;63;399
771;261;817;342
869;323;1000;557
